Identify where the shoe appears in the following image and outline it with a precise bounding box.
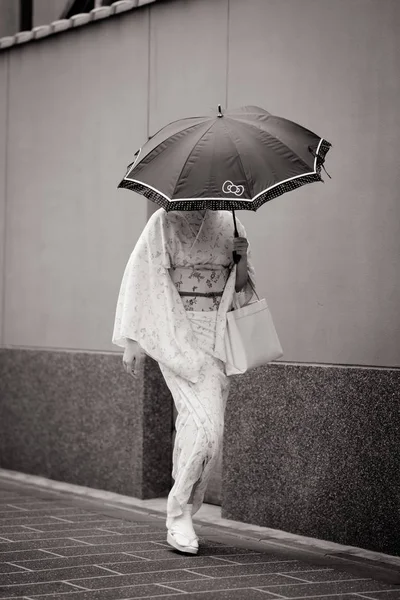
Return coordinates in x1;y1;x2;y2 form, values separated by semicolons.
167;503;199;555
167;530;199;554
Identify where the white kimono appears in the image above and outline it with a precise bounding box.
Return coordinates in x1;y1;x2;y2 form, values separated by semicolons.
112;208;256;518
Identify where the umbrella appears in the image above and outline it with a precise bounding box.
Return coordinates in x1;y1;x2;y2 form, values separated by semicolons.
118;105;331;260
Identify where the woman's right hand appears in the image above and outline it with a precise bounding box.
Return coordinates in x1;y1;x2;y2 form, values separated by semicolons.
123;339;144;378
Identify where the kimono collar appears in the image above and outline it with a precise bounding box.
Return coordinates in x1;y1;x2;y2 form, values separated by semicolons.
181;210;209;251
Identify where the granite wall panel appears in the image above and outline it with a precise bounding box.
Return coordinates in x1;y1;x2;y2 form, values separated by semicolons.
223;363;400;556
0;349;172;499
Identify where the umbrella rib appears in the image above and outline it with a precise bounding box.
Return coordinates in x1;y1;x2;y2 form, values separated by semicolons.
230;117;320;173
222;122;254;197
171;121;217;199
136;121;211;168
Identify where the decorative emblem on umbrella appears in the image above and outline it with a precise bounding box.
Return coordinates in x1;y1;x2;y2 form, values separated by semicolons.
222;181;245;196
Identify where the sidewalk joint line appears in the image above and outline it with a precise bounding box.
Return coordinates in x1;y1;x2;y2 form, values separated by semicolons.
67;538;94;546
122;552;152;561
155;583;187;593
6;504;29;511
209;556;241;564
62;580;90;590
95;565;124;574
38;550;65;557
183;569;214;579
251;589;287;597
96;528;125;535
7;562;33;572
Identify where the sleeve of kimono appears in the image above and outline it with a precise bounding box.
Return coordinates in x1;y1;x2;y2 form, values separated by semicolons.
112;210;206;383
232;218;257;309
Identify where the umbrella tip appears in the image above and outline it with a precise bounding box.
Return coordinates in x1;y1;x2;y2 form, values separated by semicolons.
217;104;223;118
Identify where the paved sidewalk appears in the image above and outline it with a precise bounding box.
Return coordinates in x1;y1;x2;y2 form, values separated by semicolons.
0;479;399;600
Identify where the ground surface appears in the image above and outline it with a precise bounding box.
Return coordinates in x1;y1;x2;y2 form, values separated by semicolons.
0;478;399;600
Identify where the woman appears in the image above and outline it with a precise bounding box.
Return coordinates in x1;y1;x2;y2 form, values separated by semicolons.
112;207;256;554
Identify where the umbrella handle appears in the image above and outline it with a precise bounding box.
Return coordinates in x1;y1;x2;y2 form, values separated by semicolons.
232;209;241;264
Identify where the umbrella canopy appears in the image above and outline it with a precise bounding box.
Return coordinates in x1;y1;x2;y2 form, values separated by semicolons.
118;105;331;212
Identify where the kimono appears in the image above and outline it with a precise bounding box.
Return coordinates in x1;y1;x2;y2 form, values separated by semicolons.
112;208;256;520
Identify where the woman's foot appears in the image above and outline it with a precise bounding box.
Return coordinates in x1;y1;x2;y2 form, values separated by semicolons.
167;504;199;555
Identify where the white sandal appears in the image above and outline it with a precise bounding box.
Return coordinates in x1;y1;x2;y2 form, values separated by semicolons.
167;530;199;554
167;503;199;555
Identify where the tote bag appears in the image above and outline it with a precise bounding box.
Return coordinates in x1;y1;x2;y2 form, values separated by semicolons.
224;270;283;374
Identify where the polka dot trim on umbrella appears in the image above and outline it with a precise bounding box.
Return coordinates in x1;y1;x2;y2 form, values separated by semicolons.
117;138;332;212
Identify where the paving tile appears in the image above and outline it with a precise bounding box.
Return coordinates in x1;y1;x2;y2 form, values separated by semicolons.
209;553;300;564
0;580;74;598
24;583;188;599
65;570;209;589
52;515;127;524
0;563;29;574
0;517;100;527
97;556;222;574
159;573;298;592
149;590;278;600
286;596;397;600
0;509;96;519
93;524;161;530
0;526;43;534
362;593;400;600
0;538;92;552
281;569;369;583
62;534;167;545
52;542;166;556
0;565;111;585
3;530;126;541
20;521;131;532
0;550;70;562
88;527;166;535
256;579;400;597
123;546;260;561
180;561;332;578
9;553;149;571
3;502;65;509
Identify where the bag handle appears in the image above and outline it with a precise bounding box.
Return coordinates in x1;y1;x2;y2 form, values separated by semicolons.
226;261;260;305
230;210;260;303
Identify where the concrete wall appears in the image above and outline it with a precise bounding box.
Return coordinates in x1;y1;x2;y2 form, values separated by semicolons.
1;0;399;367
33;0;68;27
1;9;149;350
228;0;400;368
0;0;18;37
0;0;69;37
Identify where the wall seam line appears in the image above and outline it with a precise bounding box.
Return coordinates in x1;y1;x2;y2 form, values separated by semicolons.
225;0;230;110
1;51;10;347
0;346;399;371
146;3;152;222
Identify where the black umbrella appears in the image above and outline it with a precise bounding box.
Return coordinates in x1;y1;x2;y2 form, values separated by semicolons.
118;105;331;261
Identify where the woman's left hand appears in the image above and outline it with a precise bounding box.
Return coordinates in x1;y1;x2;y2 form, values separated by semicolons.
233;237;249;257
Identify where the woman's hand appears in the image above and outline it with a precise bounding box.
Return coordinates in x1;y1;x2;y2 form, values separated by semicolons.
123;339;145;378
233;236;249;257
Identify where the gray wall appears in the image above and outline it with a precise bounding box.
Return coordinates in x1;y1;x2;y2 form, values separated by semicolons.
0;0;399;367
33;0;68;27
0;0;18;37
1;8;149;350
0;0;69;37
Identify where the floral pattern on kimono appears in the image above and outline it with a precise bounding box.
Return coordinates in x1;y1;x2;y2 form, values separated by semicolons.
112;208;256;382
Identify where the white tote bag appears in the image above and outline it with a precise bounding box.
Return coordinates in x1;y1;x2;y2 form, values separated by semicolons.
224;274;283;374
